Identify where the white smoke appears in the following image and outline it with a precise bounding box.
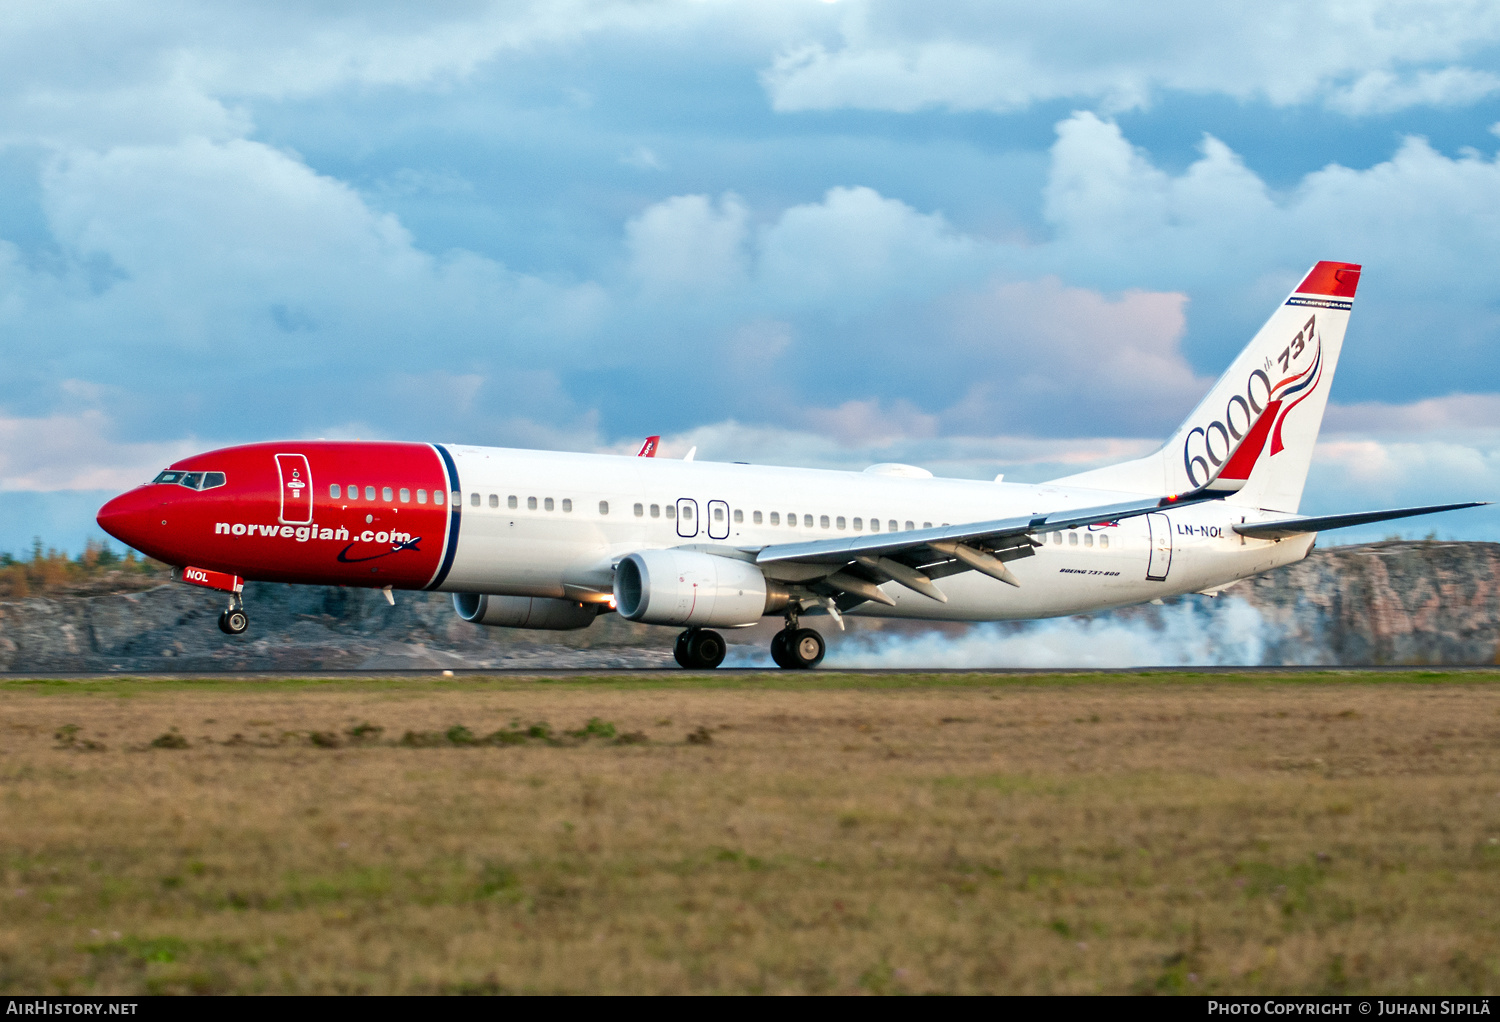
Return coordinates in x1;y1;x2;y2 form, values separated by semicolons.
724;596;1269;669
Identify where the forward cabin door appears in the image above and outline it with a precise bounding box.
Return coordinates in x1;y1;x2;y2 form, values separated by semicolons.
1145;512;1172;581
276;453;313;524
676;498;698;539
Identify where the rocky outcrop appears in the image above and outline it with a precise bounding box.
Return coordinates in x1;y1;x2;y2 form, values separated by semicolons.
0;540;1496;671
0;581;680;672
1234;540;1500;665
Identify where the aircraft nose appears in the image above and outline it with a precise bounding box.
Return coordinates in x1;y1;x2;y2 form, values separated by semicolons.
97;488;164;551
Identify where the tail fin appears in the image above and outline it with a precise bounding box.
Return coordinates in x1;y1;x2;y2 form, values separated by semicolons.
1051;261;1360;513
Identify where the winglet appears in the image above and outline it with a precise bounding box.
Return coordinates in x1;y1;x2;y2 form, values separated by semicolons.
1160;402;1276;504
636;436;659;458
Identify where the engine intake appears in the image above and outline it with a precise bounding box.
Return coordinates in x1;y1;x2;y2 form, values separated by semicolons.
614;549;784;627
452;593;599;631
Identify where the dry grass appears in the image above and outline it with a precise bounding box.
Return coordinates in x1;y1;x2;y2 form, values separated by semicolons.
2;673;1499;994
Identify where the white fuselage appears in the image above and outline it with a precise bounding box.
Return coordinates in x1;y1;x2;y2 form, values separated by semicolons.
438;445;1313;619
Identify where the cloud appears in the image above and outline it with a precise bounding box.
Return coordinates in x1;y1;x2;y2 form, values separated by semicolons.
1329;67;1500;114
0;408;196;491
761;0;1500;114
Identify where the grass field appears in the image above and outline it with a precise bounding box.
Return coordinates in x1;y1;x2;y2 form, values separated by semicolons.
2;670;1499;994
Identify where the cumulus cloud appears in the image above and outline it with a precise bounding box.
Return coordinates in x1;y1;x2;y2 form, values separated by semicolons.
761;0;1500;114
0;408;196;491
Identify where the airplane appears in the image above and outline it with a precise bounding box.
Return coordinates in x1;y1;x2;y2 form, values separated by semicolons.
96;261;1484;669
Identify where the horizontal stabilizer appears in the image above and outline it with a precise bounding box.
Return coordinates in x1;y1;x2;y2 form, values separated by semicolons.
1233;502;1488;540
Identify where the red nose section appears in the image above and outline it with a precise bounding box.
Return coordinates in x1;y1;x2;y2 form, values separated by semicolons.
97;487;169;558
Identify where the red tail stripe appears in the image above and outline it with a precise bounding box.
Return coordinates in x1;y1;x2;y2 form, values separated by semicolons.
1295;261;1361;298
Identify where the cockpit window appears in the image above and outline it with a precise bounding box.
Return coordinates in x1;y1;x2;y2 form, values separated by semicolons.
152;469;227;490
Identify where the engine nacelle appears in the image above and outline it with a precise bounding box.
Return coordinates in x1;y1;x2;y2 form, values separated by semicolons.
452;593;599;631
614;549;782;627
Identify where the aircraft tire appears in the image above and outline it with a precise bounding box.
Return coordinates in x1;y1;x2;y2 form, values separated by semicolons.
673;630;693;668
219;609;249;635
686;629;726;669
787;628;825;669
770;629;795;669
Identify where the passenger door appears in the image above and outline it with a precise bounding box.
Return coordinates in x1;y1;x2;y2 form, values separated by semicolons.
676;498;698;539
1145;512;1172;581
276;453;313;524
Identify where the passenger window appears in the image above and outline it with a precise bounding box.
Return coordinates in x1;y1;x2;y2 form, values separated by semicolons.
1084;532;1093;547
904;521;914;531
417;489;427;504
666;505;676;519
682;506;693;520
348;483;359;500
869;518;879;532
650;504;660;518
734;509;743;524
634;503;644;517
470;492;479;507
752;511;762;524
562;499;572;512
508;495;518;509
489;494;499;508
330;484;341;499
527;497;537;510
1100;534;1109;549
545;498;554;511
599;501;609;515
888;520;898;532
804;514;814;528
923;522;932;529
769;512;780;525
382;487;393;502
1068;531;1079;546
202;472;226;489
852;518;862;531
714;507;724;522
820;515;830;529
398;488;409;503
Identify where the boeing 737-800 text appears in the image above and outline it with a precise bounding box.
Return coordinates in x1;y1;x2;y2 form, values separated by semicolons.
97;262;1483;668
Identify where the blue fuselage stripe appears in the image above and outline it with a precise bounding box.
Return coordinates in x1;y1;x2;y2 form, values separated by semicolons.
428;444;462;591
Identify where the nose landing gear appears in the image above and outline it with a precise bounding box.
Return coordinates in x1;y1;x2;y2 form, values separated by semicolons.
217;593;249;635
673;628;727;669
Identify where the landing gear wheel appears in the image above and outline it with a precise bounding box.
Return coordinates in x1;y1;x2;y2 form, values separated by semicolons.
786;627;825;669
218;608;249;635
770;628;795;669
674;628;726;669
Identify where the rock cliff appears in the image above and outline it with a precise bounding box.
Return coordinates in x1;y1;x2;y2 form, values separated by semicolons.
1;540;1496;671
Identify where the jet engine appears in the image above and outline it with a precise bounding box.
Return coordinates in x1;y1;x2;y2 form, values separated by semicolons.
452;593;600;630
613;549;786;627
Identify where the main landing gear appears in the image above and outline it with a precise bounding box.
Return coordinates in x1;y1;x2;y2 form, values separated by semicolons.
770;625;825;670
674;628;727;669
217;593;249;635
672;613;827;671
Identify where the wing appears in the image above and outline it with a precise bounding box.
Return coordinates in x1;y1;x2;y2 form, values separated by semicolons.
1232;502;1487;540
749;405;1271;609
753;489;1221;606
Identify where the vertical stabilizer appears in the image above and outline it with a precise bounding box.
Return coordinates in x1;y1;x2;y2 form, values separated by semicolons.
1051;261;1360;513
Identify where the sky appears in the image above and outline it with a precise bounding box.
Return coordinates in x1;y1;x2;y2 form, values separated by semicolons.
2;0;1499;556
